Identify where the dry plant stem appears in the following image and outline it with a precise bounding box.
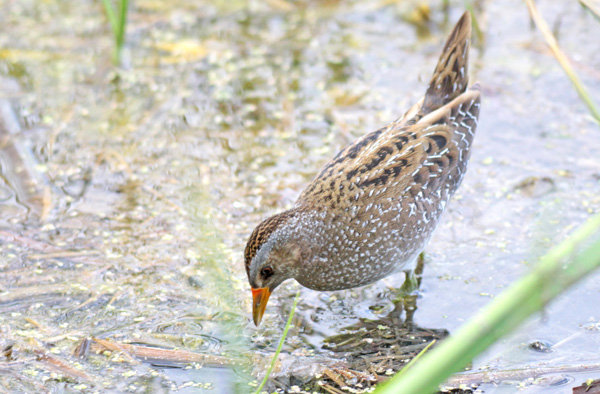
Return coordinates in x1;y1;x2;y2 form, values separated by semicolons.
27;251;99;260
375;212;600;394
92;338;138;364
0;368;49;392
526;0;600;123
323;369;347;388
322;384;345;394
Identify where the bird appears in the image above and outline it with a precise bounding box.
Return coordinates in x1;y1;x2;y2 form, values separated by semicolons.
244;11;481;326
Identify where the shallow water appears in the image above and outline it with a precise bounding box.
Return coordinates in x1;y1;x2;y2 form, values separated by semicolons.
1;0;599;393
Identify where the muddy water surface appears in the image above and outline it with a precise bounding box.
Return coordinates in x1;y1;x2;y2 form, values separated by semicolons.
1;0;600;393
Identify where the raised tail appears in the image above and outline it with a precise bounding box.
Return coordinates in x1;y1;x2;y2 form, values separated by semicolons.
421;12;472;115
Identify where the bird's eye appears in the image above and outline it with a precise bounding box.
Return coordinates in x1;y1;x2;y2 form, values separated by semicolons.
260;266;274;279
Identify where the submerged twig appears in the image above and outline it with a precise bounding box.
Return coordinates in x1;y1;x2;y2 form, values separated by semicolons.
27;250;99;260
35;351;93;381
444;361;600;386
86;338;234;366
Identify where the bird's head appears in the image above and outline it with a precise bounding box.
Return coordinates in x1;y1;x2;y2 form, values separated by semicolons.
244;209;303;326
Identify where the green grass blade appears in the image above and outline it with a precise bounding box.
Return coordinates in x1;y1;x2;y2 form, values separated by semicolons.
579;0;600;22
116;0;128;53
100;0;128;64
100;0;119;37
395;340;436;378
375;213;600;394
253;291;301;394
464;4;483;42
526;0;600;123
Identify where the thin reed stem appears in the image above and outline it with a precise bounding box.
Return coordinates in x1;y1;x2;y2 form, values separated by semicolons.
254;291;301;394
526;0;600;123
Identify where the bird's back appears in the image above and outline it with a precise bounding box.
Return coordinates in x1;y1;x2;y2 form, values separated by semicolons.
298;12;480;216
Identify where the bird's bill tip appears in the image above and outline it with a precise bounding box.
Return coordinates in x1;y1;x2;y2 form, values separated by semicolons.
251;287;271;326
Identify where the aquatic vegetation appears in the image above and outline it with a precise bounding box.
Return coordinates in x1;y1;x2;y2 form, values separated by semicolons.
100;0;129;64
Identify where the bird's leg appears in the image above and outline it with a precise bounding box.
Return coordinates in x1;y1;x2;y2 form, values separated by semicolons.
400;270;419;295
397;252;426;328
398;252;425;296
414;251;425;285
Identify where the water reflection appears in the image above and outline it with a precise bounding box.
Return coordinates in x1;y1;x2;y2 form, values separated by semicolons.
0;78;51;222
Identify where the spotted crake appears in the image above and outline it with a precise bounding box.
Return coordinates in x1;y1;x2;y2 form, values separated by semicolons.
245;12;481;326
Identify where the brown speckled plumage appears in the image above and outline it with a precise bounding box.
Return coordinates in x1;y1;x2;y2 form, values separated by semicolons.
245;12;480;310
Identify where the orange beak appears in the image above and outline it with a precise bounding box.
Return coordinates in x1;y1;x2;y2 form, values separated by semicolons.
251;287;271;326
